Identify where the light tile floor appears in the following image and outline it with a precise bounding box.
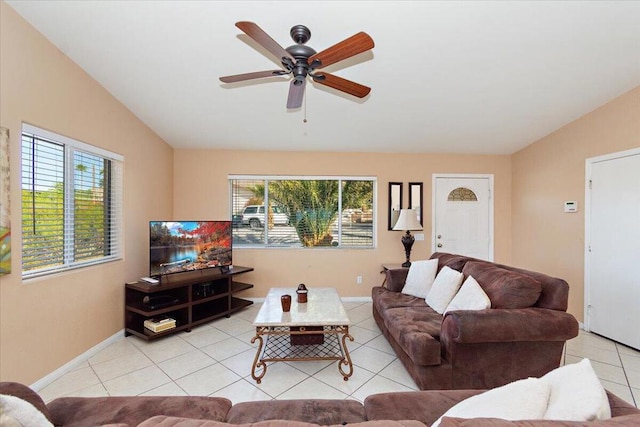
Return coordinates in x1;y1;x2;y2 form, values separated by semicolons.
37;301;639;407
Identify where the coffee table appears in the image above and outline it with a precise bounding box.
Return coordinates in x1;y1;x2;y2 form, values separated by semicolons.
251;287;354;383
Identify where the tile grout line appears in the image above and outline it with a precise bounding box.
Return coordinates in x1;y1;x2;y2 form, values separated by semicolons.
37;304;639;408
615;342;638;408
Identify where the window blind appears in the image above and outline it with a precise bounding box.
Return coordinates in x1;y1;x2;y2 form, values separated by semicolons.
21;125;123;278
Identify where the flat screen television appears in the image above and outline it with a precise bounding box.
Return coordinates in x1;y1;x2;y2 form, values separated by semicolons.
149;221;232;277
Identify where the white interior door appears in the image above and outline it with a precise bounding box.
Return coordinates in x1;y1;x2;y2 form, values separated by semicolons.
586;149;640;350
433;175;493;260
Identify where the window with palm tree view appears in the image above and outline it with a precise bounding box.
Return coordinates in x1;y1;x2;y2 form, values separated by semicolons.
21;125;122;278
230;176;376;248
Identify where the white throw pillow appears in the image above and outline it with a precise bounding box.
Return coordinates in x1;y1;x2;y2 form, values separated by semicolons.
444;275;491;314
541;358;611;421
401;259;438;299
431;378;551;427
0;394;53;427
425;266;464;314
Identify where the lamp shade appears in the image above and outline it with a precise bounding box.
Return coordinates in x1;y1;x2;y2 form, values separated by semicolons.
392;209;423;231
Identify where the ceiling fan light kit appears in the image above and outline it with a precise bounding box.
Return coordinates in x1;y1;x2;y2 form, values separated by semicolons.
220;22;374;109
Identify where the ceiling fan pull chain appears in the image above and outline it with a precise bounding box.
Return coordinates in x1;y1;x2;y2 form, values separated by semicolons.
303;90;308;123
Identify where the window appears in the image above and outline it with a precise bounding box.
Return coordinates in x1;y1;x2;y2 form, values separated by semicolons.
447;187;478;201
230;176;376;248
21;124;123;278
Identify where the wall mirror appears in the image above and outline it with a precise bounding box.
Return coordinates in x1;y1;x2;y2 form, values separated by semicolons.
388;182;403;230
408;182;424;226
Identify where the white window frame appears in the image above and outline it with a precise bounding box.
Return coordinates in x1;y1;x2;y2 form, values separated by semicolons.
21;124;124;279
229;175;377;249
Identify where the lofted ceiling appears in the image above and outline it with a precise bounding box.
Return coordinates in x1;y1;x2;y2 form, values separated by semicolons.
6;1;640;155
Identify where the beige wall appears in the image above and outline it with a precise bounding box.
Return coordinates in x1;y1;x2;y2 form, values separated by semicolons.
173;150;512;298
3;0;635;388
0;2;174;384
511;87;640;322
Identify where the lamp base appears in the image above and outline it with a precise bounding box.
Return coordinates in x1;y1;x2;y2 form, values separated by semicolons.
401;231;415;268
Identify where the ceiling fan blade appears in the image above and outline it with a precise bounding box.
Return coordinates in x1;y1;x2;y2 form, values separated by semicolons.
220;70;287;83
236;21;295;63
313;73;371;98
287;79;306;109
308;32;374;69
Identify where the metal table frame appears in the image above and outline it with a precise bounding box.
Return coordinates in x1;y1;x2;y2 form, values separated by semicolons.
250;324;354;384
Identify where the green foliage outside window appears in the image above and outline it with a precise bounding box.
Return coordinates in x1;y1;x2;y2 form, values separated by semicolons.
21;128;121;277
232;177;375;248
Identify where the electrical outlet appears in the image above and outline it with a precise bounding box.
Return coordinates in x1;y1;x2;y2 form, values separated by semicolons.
356;275;363;285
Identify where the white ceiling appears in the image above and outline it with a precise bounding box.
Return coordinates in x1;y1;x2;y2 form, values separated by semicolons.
7;1;640;155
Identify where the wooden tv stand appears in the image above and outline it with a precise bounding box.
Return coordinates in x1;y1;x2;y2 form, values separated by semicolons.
124;266;254;340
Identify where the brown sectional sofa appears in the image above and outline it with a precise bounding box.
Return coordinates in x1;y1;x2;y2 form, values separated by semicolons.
372;252;580;390
1;382;639;426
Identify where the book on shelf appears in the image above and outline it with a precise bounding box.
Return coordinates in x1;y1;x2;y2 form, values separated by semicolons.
146;316;175;325
145;322;176;333
144;316;176;333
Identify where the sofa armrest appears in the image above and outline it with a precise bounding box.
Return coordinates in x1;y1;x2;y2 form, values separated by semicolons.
385;268;409;292
442;308;579;344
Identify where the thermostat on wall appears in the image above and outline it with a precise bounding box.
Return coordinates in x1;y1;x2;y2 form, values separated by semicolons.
564;201;578;213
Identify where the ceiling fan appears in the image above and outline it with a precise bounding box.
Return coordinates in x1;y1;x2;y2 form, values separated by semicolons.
219;22;374;109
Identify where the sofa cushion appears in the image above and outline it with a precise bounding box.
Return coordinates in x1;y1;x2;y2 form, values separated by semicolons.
372;287;429;313
432;378;551;427
140;417;427;426
386;268;411;292
365;389;484;425
430;253;470;273
461;262;542;309
225;399;366;425
47;395;232;427
140;417;426;426
402;259;438;298
382;307;442;366
541;358;611;421
438;415;640;426
425;267;464;314
444;275;491;314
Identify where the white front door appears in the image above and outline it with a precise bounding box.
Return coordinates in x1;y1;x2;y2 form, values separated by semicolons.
586;149;640;350
433;175;493;260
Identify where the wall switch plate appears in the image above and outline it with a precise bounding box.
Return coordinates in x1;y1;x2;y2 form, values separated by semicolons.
414;233;425;241
564;201;578;213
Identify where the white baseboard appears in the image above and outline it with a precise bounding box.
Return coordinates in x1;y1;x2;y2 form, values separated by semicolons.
342;296;373;303
30;330;124;392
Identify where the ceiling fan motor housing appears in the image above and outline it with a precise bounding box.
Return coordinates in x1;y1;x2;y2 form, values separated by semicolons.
285;25;317;84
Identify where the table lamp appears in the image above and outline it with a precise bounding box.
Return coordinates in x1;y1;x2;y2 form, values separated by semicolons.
392;209;423;267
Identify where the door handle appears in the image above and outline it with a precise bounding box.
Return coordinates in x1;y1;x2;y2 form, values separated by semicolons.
437;243;443;248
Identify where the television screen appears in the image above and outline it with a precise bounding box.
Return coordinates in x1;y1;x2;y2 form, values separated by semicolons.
149;221;232;276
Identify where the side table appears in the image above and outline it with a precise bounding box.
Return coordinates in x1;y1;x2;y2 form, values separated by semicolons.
380;263;409;286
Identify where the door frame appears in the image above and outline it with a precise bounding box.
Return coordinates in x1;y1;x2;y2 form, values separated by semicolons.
584;147;640;332
431;174;494;261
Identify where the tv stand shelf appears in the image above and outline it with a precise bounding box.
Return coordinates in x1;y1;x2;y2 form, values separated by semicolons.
125;266;254;340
